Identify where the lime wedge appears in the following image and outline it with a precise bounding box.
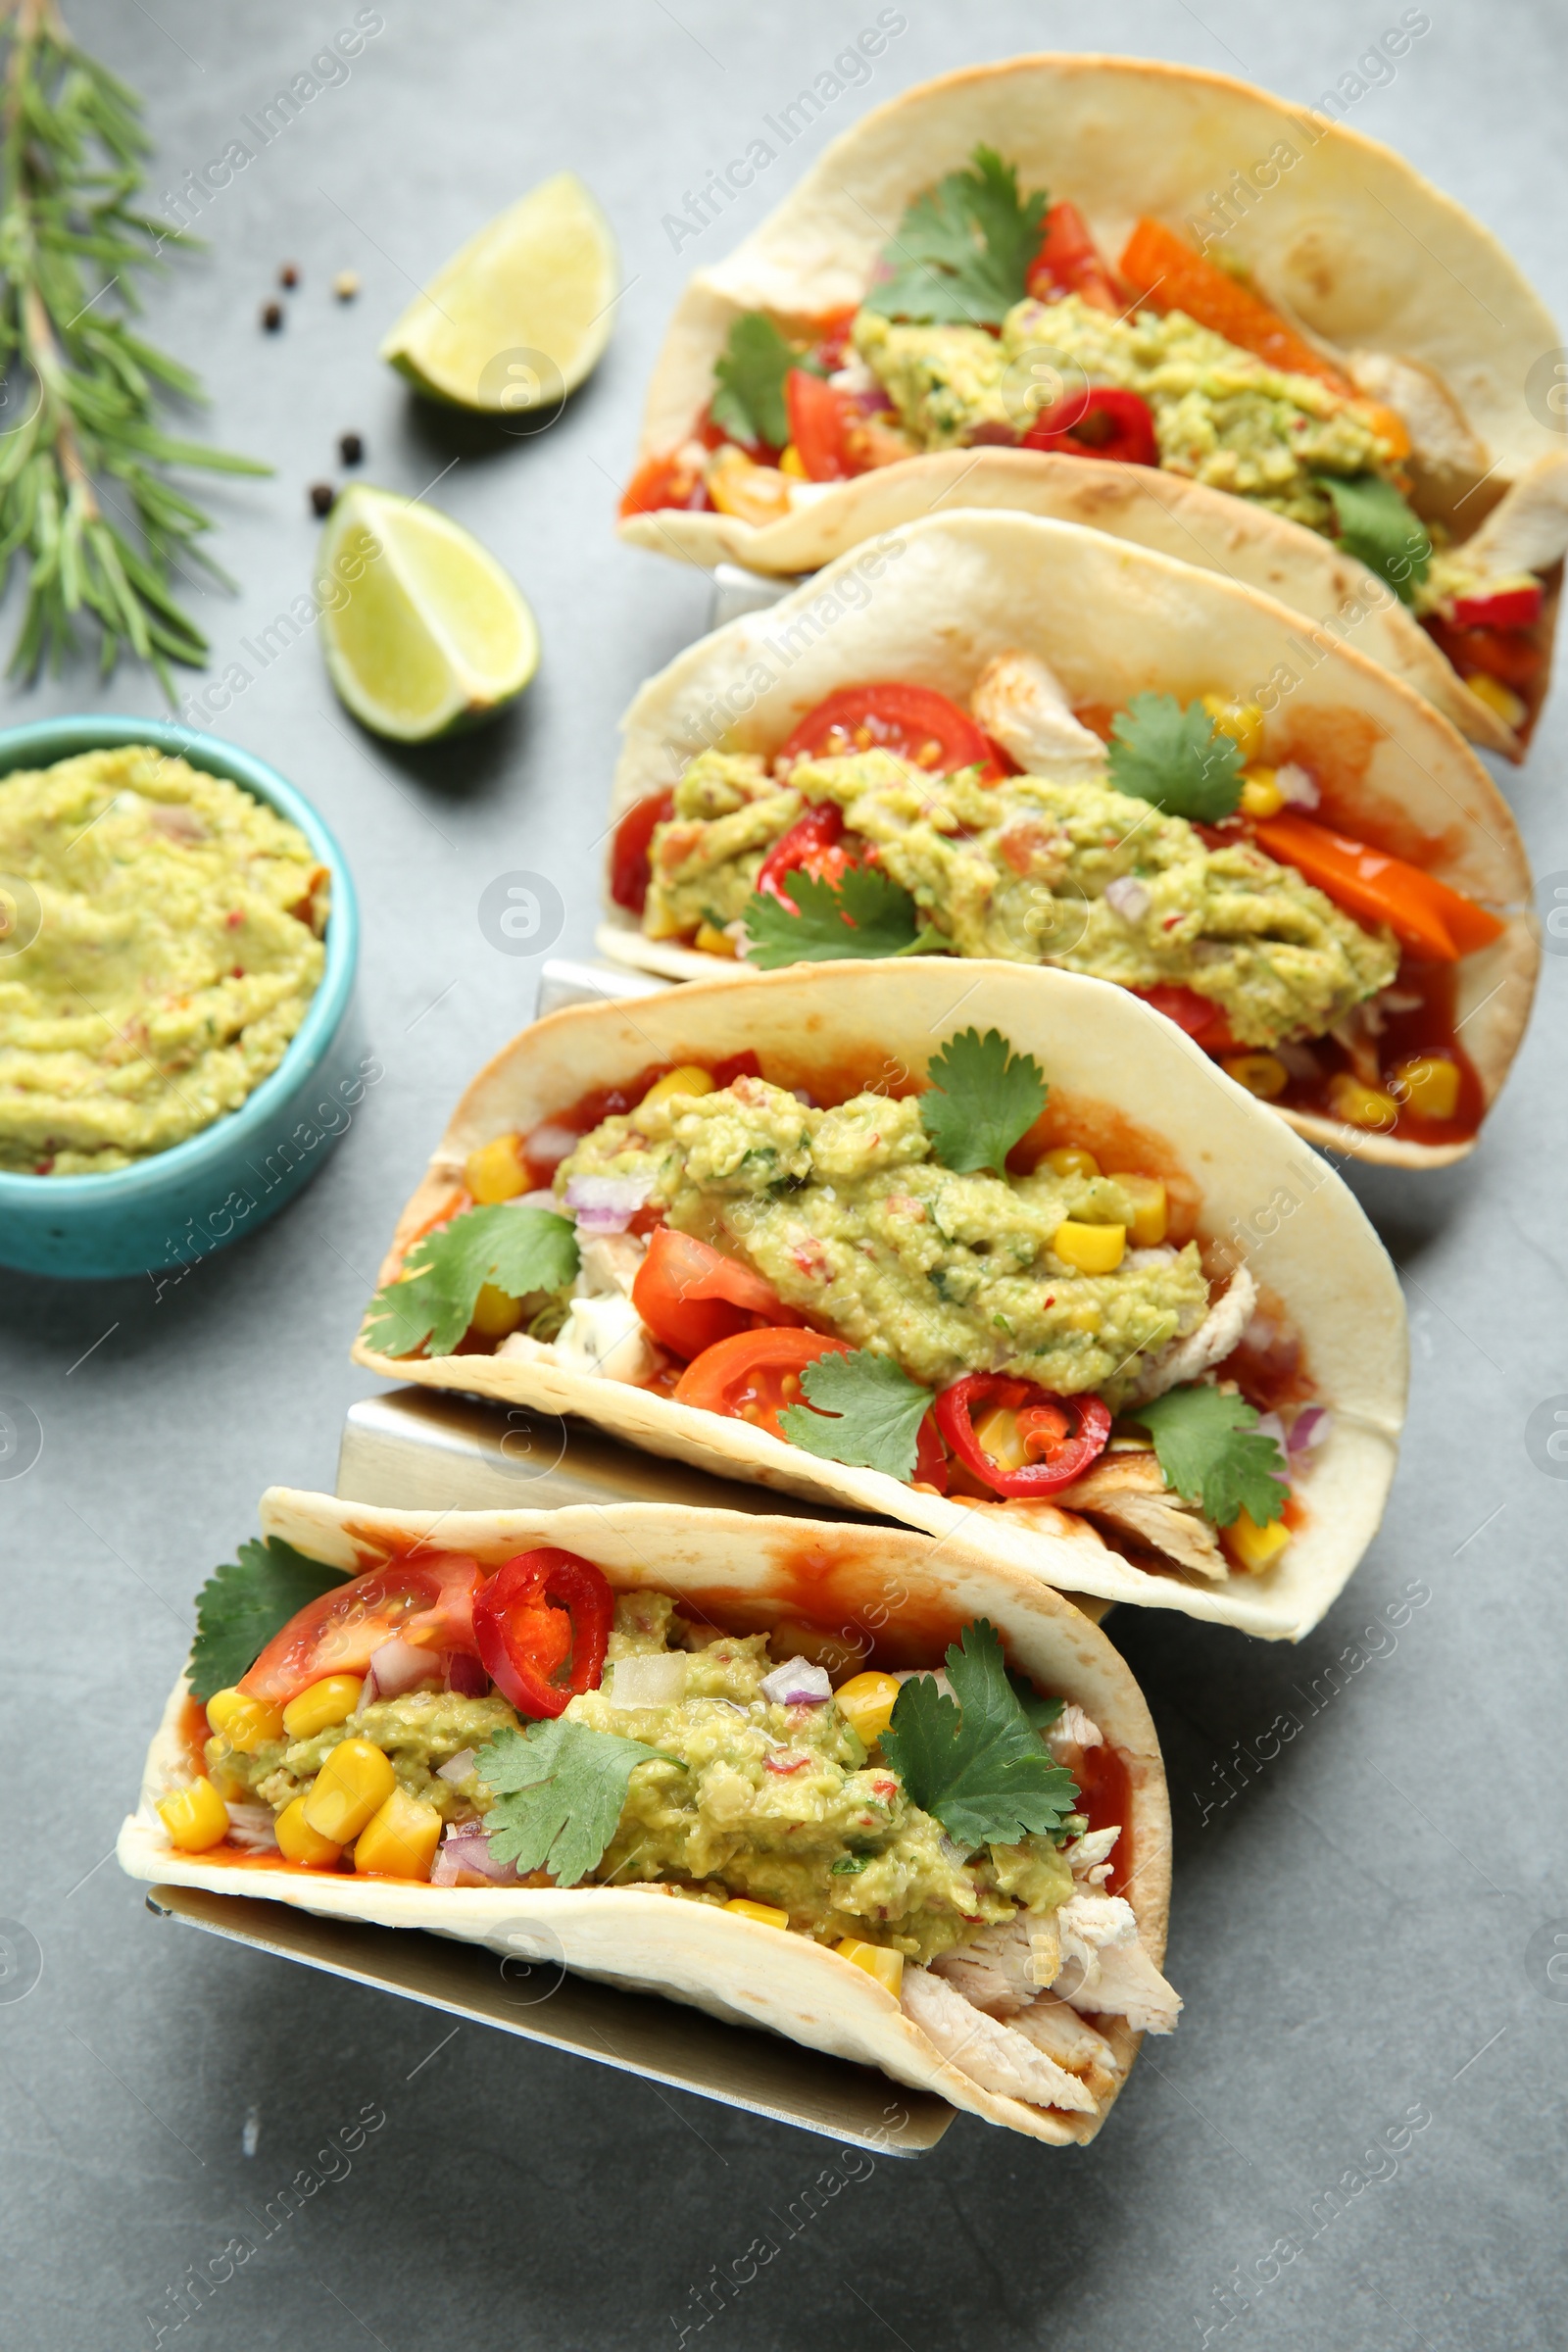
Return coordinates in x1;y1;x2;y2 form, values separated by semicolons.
379;171;617;415
318;485;539;740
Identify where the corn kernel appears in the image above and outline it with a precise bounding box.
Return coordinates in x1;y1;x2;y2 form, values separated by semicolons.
1052;1220;1126;1274
836;1937;905;1996
723;1898;791;1930
1328;1074;1399;1131
778;444;808;479
1223;1052;1290;1101
693;922;739;958
707;444;791;526
1388;1054;1460;1121
1224;1508;1292;1574
638;1063;715;1110
1067;1302;1102;1332
1200;694;1265;765
1109;1172;1167;1247
834;1670;903;1745
354;1787;443;1881
159;1776;230;1853
274;1795;342;1869
302;1738;396;1843
1464;672;1527;730
973;1406;1027;1475
281;1675;365;1741
465;1132;527;1204
1240;768;1285;817
468;1282;524;1341
1041;1145;1100;1179
206;1688;285;1753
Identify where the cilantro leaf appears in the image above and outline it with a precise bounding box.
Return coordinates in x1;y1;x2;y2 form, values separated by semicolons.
362;1203;579;1360
1314;471;1431;605
743;864;948;968
710;311;824;449
1106;693;1244;822
475;1718;674;1889
863;146;1048;327
919;1026;1047;1175
1130;1383;1289;1528
187;1537;346;1702
881;1620;1080;1849
1007;1675;1065;1736
778;1348;933;1483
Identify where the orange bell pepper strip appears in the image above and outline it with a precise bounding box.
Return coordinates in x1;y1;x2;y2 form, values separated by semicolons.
1116;219;1409;458
1250;812;1505;962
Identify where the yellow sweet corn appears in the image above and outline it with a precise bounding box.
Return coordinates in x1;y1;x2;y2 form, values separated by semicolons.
1200;694;1265;764
836;1938;905;1996
465;1132;527;1204
1053;1220;1126;1274
1223;1052;1290;1101
638;1063;714;1110
1328;1074;1398;1131
281;1675;365;1741
468;1283;524;1341
693;923;738;958
1389;1054;1460;1120
354;1788;443;1881
1239;768;1285;817
1224;1508;1292;1573
1110;1172;1168;1247
834;1670;903;1746
1464;673;1527;730
1067;1301;1102;1333
706;445;791;526
302;1738;396;1844
723;1898;791;1930
274;1796;342;1869
778;444;808;478
205;1688;284;1754
1041;1145;1100;1180
159;1776;230;1853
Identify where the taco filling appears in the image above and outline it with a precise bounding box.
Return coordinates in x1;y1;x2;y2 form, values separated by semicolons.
611;665;1503;1148
621;151;1561;738
364;1029;1322;1585
161;1534;1179;2120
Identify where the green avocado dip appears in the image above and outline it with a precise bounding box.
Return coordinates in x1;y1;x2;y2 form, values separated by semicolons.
0;745;327;1174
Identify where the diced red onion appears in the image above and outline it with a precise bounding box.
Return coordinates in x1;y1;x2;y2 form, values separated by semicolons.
564;1170;655;1235
1275;761;1320;809
444;1652;488;1698
520;1122;578;1178
1255;1410;1288;1456
437;1746;477;1784
365;1637;443;1702
1104;875;1151;924
1289;1404;1332;1456
760;1657;833;1705
430;1826;522;1886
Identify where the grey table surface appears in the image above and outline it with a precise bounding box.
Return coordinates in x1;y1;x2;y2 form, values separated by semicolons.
2;4;1566;2347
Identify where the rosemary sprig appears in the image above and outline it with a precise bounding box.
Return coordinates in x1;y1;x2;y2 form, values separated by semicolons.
0;0;268;690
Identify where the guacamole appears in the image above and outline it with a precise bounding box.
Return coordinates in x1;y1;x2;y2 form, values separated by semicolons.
854;292;1395;533
212;1690;518;1824
560;1071;1210;1401
0;746;327;1174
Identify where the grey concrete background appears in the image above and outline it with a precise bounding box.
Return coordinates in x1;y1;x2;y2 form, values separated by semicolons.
2;4;1565;2347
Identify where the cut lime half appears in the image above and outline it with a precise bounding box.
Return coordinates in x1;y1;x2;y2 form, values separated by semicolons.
318;485;539;741
379;171;617;416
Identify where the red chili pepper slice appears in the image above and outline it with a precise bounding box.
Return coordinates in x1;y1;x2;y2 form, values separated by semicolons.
1448;583;1543;631
471;1547;614;1719
609;789;675;914
934;1375;1111;1497
1022;386;1159;467
756;802;858;908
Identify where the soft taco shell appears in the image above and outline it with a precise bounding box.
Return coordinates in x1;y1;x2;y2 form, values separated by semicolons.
620;53;1563;754
598;509;1540;1171
119;1492;1172;2146
351;958;1408;1640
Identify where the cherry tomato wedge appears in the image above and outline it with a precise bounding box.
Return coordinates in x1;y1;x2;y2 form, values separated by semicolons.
472;1547;614;1719
673;1326;854;1440
619;450;710;517
1026;201;1123;312
756;802;858;908
610;789;674;914
238;1555;487;1706
632;1227;802;1360
1022;386;1158;467
785;368;851;481
776;682;992;775
1130;983;1237;1055
934;1376;1111;1497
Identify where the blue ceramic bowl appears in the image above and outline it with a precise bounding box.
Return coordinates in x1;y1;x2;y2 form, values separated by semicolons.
0;715;362;1281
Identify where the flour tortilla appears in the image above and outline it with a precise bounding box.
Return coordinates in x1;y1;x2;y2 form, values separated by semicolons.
350;958;1407;1640
118;1492;1171;2146
598;509;1539;1172
619;53;1563;755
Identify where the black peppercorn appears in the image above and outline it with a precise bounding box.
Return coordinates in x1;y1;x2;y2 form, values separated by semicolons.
309;482;335;517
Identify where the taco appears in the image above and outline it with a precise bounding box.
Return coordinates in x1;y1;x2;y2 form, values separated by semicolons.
618;54;1568;756
349;960;1407;1639
599;511;1538;1170
118;1492;1177;2146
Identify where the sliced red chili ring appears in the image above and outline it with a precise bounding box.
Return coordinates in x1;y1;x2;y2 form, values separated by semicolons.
934;1375;1111;1497
471;1547;615;1719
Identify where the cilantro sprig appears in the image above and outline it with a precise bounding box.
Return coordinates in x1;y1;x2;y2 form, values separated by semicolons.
710;311;825;449
1130;1383;1289;1528
779;1348;934;1484
863;146;1048;327
362;1203;579;1360
919;1026;1047;1175
187;1537;345;1702
1106;693;1244;823
743;864;948;968
1314;471;1431;605
475;1718;680;1888
881;1621;1080;1850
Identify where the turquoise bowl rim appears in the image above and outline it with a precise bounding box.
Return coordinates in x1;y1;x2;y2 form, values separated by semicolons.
0;712;359;1223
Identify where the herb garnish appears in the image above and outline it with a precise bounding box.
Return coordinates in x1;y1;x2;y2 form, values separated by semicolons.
779;1348;934;1483
1314;472;1431;604
362;1204;579;1359
1130;1384;1289;1527
475;1717;679;1888
743;863;948;967
919;1026;1048;1175
187;1537;344;1702
880;1620;1080;1849
862;146;1048;327
1106;693;1244;822
710;311;825;449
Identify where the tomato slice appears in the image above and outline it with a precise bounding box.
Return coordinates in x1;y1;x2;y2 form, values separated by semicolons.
673;1326;854;1440
1130;984;1237;1055
472;1547;614;1720
238;1555;487;1705
785;368;851;481
1022;387;1158;466
756;802;858;907
609;789;675;915
631;1227;802;1359
1026;201;1123;312
776;683;992;774
619;451;710;517
1448;584;1543;631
